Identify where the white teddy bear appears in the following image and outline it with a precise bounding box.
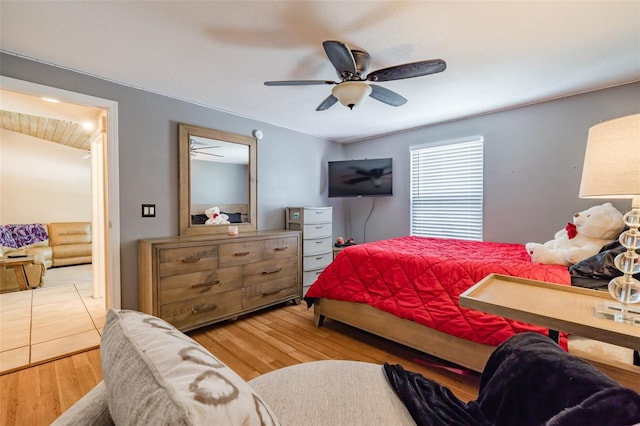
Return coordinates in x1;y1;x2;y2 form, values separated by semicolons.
525;202;625;266
204;207;230;225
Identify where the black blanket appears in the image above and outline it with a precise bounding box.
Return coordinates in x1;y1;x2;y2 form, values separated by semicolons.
384;332;640;426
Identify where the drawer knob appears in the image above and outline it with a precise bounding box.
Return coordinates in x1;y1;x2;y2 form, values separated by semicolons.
182;257;201;263
191;281;221;289
274;246;288;251
262;267;283;275
234;252;251;257
262;288;283;295
192;303;218;314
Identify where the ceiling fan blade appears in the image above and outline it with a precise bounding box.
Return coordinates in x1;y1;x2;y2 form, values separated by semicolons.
367;59;446;82
369;85;407;107
194;151;224;158
264;80;335;86
323;40;357;76
191;146;221;151
344;177;370;185
316;95;338;111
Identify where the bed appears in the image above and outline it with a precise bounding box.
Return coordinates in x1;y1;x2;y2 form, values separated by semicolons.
190;203;248;224
304;236;639;387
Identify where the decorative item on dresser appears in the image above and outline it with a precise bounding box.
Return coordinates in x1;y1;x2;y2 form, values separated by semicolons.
138;230;301;332
285;207;333;296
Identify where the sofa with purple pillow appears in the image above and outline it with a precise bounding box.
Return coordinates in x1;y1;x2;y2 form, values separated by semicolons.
0;223;53;268
0;222;92;269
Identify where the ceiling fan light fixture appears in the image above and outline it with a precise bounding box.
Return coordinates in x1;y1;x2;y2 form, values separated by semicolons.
332;81;372;109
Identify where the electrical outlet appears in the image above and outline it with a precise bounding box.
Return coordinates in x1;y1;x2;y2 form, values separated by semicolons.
142;204;156;217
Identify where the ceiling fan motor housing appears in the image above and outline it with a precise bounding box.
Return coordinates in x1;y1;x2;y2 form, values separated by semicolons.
349;49;371;79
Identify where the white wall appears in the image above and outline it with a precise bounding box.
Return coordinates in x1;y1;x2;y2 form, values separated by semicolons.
0;128;92;224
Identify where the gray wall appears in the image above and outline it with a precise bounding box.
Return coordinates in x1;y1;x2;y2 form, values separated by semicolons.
3;52;638;309
1;53;345;309
344;82;640;244
191;161;248;205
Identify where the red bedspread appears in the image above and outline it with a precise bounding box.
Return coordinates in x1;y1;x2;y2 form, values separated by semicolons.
306;236;571;348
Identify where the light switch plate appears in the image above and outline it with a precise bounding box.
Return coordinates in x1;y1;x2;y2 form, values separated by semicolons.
142;204;156;217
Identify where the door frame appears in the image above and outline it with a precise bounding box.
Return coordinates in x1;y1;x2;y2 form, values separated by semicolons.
0;76;121;308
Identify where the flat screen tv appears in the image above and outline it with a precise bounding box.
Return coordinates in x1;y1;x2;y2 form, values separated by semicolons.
328;158;393;198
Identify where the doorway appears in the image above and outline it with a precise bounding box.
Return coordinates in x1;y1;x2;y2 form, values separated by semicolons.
0;77;121;310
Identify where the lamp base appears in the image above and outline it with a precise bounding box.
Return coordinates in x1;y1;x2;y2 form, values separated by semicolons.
594;302;640;325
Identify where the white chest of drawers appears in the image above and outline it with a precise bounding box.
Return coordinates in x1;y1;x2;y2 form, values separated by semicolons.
285;207;333;296
138;231;301;332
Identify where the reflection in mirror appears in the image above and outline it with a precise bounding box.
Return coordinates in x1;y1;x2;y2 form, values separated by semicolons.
179;124;257;236
190;137;249;224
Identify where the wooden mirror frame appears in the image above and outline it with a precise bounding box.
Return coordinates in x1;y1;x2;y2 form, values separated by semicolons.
179;123;257;236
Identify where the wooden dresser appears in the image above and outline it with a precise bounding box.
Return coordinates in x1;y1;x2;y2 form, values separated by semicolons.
138;230;301;332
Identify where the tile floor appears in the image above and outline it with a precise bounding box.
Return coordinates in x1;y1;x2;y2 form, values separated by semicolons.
0;264;104;374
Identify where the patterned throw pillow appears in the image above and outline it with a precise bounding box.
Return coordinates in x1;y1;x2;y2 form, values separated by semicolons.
10;224;48;248
0;225;17;249
101;309;280;426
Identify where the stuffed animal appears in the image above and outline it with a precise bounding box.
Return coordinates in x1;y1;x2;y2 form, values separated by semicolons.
525;202;625;266
204;207;230;225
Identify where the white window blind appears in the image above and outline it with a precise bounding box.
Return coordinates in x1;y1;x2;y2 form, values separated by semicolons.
410;137;484;241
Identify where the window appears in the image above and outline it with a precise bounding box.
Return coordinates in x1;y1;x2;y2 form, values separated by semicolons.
410;137;484;241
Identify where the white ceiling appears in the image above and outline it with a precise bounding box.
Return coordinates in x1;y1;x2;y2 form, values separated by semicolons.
1;1;638;143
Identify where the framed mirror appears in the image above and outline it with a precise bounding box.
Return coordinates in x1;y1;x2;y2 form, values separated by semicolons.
179;123;257;236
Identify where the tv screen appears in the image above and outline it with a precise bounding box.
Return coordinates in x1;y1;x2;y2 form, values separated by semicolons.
328;158;393;198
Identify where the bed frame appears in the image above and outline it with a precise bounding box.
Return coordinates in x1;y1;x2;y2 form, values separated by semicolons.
313;297;640;391
313;297;494;372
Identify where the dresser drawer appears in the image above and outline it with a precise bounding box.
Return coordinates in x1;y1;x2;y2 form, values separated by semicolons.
159;289;243;330
158;266;242;305
303;252;332;271
158;245;218;277
264;237;298;259
302;223;332;239
243;277;298;310
303;208;332;224
218;240;265;267
242;256;298;287
303;268;325;286
303;236;332;255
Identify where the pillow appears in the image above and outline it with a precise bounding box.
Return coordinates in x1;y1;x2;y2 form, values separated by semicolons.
191;214;209;225
0;225;17;249
222;212;242;223
570;238;640;281
101;309;279;425
9;223;49;248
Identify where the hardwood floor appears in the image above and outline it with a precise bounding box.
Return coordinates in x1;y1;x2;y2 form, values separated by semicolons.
0;302;481;426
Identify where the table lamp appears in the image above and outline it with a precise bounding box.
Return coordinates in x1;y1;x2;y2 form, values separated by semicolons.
579;113;640;323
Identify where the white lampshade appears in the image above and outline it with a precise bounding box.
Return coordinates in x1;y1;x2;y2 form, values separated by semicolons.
579;113;640;200
332;81;372;109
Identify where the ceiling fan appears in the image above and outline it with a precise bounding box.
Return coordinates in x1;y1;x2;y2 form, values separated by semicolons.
264;40;446;111
343;166;392;187
190;139;223;158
